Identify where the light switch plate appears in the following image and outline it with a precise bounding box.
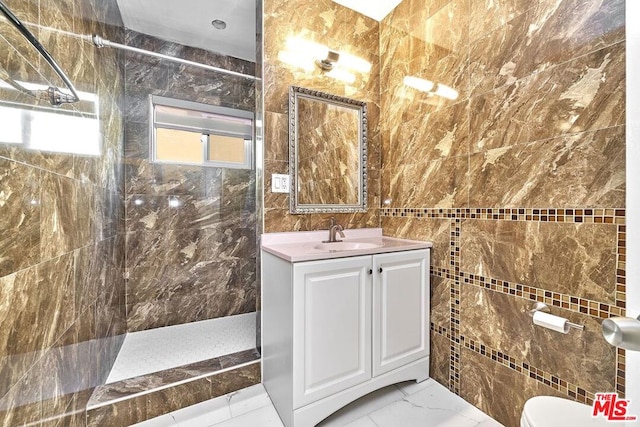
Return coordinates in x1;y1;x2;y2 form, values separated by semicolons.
271;174;290;193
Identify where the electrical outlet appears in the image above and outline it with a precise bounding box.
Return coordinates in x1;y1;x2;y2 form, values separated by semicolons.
271;174;290;193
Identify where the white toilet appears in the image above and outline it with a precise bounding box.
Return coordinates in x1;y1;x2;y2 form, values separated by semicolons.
521;396;611;427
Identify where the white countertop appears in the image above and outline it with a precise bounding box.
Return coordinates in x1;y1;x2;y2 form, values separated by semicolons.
261;228;432;262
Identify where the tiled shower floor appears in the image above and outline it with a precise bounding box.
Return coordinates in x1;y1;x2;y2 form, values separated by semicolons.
106;312;257;383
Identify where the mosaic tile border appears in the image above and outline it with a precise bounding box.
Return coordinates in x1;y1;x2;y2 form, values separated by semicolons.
431;266;455;280
617;348;626;396
461;335;595;405
449;219;461;394
616;225;626;311
409;207;627;400
431;323;599;405
459;272;625;319
380;208;626;225
430;322;450;338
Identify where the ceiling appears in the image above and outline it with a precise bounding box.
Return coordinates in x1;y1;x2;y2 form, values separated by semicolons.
331;0;403;21
115;0;402;64
116;0;257;62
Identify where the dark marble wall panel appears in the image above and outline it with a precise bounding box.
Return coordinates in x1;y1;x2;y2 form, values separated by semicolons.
460;220;618;303
381;216;451;270
384;155;469;209
379;0;471;210
264;112;289;162
430;276;451;330
460;347;567;427
468;41;625;153
380;0;625;419
0;158;41;277
429;331;450;388
460;285;616;393
123;31;257;332
469;0;624;97
126;229;256;330
468;126;626;208
0;0;126;424
263;0;381;232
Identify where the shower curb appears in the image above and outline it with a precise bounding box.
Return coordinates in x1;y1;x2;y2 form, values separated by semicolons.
85;349;261;426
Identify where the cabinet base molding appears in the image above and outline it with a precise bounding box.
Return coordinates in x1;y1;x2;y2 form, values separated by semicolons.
284;358;429;427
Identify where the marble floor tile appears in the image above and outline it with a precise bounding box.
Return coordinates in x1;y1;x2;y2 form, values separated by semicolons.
396;379;438;396
375;381;504;427
342;417;379;427
138;379;502;427
317;385;405;426
170;396;232;426
228;384;273;417
210;405;283;427
132;413;177;427
368;398;502;427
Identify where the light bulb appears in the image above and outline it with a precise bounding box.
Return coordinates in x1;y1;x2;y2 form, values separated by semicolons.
277;50;315;72
285;37;329;60
433;83;459;100
403;76;435;92
339;52;372;73
326;68;356;84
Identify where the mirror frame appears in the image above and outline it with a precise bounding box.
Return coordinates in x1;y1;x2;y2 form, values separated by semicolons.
289;86;368;214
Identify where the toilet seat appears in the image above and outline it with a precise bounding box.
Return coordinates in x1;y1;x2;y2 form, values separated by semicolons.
521;396;611;427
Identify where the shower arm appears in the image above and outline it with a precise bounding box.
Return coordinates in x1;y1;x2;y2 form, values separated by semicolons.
90;35;260;82
0;0;80;105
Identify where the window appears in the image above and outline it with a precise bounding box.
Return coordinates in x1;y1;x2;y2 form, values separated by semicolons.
150;96;254;169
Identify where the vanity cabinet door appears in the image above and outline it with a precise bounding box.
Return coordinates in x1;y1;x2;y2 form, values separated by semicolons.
292;256;372;408
372;249;429;377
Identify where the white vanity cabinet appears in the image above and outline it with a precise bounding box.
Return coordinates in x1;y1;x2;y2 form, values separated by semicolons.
262;233;430;427
292;256;373;408
372;250;430;377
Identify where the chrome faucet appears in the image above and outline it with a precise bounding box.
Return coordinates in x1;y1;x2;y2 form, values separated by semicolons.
324;217;346;243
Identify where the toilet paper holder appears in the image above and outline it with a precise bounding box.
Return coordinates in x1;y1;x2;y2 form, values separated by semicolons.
528;302;585;331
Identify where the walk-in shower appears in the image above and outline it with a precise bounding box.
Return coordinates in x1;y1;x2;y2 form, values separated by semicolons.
0;0;262;424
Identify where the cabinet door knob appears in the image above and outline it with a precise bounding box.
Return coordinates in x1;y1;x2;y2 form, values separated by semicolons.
378;267;383;273
368;269;373;275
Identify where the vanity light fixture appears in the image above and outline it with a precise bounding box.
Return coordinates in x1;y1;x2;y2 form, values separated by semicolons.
403;76;459;101
316;50;340;71
278;36;371;84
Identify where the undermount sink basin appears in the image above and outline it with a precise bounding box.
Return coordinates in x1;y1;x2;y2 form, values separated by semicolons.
314;241;383;251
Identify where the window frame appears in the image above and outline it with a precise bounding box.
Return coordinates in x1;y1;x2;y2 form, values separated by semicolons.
149;95;254;169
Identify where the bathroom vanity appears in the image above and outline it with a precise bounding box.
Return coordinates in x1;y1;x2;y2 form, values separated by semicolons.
261;228;432;427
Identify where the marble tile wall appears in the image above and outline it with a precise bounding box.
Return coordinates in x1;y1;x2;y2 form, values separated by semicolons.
123;31;258;332
0;0;127;424
263;0;381;232
379;0;626;425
